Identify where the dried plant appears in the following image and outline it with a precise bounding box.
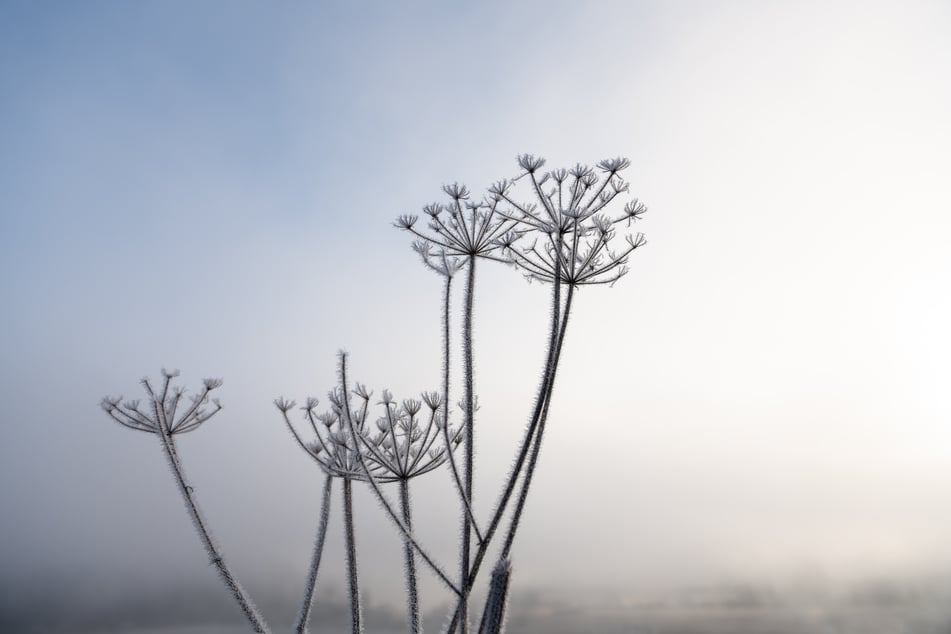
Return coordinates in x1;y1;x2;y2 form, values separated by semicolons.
278;380;463;634
394;183;518;633
101;371;270;633
276;395;362;634
355;387;462;633
397;155;647;634
334;353;464;630
101;153;646;634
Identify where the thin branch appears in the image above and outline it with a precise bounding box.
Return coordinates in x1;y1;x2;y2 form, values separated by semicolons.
294;474;333;634
337;353;461;595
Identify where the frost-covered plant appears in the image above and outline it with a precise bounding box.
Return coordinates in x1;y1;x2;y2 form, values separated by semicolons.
394;154;647;634
277;382;463;634
274;394;360;634
353;385;462;634
101;371;270;634
101;153;646;634
332;353;464;628
394;184;522;633
487;156;646;559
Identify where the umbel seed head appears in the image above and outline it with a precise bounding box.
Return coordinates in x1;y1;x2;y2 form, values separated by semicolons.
102;371;225;435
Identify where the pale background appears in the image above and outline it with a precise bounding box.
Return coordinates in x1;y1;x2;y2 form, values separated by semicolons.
2;1;950;631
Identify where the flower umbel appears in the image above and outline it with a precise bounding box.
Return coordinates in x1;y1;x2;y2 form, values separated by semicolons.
494;154;647;286
395;181;516;262
276;384;460;483
102;371;224;435
361;392;462;482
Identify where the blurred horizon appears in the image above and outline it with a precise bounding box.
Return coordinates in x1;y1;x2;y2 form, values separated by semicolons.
2;0;950;631
6;569;951;633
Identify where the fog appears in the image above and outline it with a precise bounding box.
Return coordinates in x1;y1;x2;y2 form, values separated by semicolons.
5;574;951;633
2;0;950;631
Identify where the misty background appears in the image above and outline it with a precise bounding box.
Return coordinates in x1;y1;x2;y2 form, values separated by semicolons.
2;1;951;632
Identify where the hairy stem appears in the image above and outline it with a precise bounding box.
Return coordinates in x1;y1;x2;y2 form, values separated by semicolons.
294;474;334;634
445;242;566;634
500;283;574;559
459;255;477;634
477;559;512;634
337;353;461;595
441;274;483;541
157;430;270;633
400;479;421;634
343;477;363;634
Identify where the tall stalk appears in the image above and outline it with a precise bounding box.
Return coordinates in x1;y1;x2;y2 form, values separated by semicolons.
477;559;511;634
294;473;333;634
336;353;462;595
102;374;271;633
445;243;565;634
458;254;477;634
342;476;363;634
441;271;483;541
400;479;421;633
500;282;574;559
158;429;270;633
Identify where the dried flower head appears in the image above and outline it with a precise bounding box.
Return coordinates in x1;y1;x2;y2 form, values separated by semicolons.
442;182;469;201
412;239;465;278
395;179;517;262
276;388;370;480
395;214;418;230
102;371;224;435
597;157;631;173
274;397;296;413
493;154;647;286
517;154;546;174
421;391;443;411
274;372;463;483
356;389;462;482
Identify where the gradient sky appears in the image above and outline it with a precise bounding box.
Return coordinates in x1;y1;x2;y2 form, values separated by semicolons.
2;0;951;626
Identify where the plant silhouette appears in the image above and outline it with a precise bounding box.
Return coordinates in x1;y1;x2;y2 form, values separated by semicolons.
102;154;646;634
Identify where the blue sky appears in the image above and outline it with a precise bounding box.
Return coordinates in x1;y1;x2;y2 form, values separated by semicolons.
2;0;951;627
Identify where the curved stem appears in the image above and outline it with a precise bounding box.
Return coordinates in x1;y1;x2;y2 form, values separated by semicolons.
343;477;363;634
445;260;566;634
294;474;334;634
337;353;461;594
157;431;270;633
400;479;421;633
468;250;563;573
501;283;575;559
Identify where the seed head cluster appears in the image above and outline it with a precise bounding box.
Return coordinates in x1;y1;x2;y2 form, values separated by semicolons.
276;385;461;482
101;368;224;435
397;154;647;287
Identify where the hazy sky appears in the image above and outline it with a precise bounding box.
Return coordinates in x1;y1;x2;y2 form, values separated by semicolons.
2;0;951;628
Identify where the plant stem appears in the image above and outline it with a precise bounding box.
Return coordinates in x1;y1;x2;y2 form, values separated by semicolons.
294;473;334;634
473;285;575;634
445;250;567;634
441;274;483;541
342;476;363;634
500;283;574;559
157;430;270;633
459;255;477;634
443;274;452;418
477;559;511;634
337;353;461;595
400;479;421;633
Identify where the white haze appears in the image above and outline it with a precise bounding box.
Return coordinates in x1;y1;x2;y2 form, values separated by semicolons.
1;0;950;627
